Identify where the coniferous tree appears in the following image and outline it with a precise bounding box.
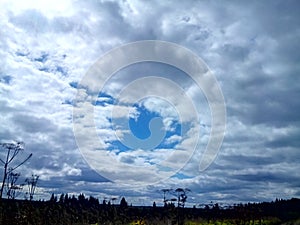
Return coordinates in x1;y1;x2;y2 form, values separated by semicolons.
120;197;128;208
49;193;57;203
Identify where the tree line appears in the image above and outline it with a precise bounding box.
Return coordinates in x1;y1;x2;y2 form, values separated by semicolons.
0;193;299;225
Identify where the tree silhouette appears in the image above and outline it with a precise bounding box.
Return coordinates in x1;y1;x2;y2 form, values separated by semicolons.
6;168;22;199
25;174;39;201
161;188;172;206
0;141;32;199
174;188;191;225
175;188;190;208
0;192;298;224
49;193;57;203
120;197;128;208
153;201;156;208
59;193;65;203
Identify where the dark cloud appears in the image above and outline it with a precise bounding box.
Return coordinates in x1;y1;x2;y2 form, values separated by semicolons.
0;0;299;204
9;9;49;32
12;113;56;133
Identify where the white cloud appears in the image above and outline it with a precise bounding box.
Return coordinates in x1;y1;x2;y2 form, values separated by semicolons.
164;134;182;145
0;0;299;205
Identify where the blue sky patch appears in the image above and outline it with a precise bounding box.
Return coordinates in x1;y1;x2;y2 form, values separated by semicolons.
33;52;49;63
105;100;182;153
95;93;115;106
69;81;78;89
0;75;12;84
129;104;161;140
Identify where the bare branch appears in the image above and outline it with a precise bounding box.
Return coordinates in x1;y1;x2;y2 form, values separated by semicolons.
12;153;32;171
0;141;31;199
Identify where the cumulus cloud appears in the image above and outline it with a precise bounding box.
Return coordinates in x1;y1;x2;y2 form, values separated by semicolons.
0;0;299;204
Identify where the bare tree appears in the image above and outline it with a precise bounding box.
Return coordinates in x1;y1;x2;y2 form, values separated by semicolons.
175;188;191;208
6;168;23;199
161;188;172;205
174;188;191;225
25;174;39;201
0;141;32;199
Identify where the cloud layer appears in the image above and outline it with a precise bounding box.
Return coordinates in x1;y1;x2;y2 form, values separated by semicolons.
0;0;299;206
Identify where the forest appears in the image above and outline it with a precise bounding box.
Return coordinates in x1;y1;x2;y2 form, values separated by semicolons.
0;195;300;225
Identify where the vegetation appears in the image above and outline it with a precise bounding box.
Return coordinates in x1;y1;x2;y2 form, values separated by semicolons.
0;141;38;201
0;195;299;225
0;142;32;199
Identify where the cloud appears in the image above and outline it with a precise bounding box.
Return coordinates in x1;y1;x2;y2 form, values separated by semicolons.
0;0;299;205
164;134;181;145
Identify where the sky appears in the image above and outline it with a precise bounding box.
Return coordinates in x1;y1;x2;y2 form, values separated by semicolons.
0;0;300;207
